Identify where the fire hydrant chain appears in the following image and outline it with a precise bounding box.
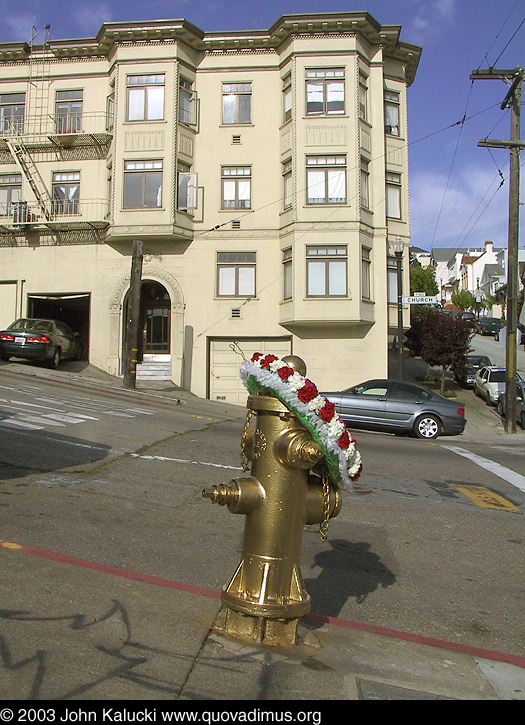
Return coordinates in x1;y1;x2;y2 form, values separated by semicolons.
319;468;331;542
240;408;254;471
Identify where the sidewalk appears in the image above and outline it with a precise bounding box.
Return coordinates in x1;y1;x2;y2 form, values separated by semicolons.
1;359;524;701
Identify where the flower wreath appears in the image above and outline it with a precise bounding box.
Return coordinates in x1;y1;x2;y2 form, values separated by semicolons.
240;353;362;490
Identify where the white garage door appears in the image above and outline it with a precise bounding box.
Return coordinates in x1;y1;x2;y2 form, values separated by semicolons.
210;339;292;405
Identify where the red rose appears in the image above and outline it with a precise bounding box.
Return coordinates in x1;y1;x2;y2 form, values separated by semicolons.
318;401;335;422
277;366;294;381
337;430;350;449
297;379;318;403
251;352;262;362
260;354;278;368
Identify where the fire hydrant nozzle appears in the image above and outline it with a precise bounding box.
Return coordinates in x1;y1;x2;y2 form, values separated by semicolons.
202;477;264;515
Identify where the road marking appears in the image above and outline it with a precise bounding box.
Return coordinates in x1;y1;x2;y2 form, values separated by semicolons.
1;536;525;670
443;445;525;493
451;485;518;510
131;453;242;471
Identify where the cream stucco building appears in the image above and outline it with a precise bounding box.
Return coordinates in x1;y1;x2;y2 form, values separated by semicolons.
0;12;421;403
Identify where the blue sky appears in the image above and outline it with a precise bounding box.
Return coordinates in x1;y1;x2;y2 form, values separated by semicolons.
0;0;523;252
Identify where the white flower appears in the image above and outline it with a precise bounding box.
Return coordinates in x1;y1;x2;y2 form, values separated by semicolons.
287;372;305;391
307;395;325;413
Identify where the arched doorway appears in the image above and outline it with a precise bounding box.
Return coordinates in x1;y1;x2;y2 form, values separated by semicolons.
140;280;171;357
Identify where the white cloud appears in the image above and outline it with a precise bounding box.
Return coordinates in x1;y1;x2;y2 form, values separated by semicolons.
408;0;458;45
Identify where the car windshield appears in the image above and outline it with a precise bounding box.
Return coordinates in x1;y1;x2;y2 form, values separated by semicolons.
8;319;53;333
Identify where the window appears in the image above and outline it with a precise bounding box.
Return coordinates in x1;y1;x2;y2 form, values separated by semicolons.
361;247;371;299
387;259;398;303
306;246;347;297
127;75;165;122
221;166;251;209
0;93;25;133
106;92;115;131
305;69;344;116
52;172;80;215
386;172;401;219
359;73;368;122
222;83;251;125
179;78;197;126
217;252;256;297
0;173;22;215
282;159;292;210
177;162;198;210
283;248;292;300
360;158;370;209
306;156;346;205
55;90;83;132
384;90;400;136
123;160;163;208
282;74;292;123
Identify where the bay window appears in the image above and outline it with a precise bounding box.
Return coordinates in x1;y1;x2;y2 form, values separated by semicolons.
306;246;347;297
306;156;346;205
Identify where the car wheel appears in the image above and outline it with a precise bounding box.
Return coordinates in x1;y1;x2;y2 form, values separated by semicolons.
414;414;441;440
497;398;504;416
520;412;525;430
0;353;10;361
49;347;61;369
75;344;83;361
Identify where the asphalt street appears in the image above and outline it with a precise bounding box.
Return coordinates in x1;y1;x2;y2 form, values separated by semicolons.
0;337;524;702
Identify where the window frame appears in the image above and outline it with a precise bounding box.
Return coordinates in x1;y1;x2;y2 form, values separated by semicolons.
222;82;252;125
0;173;22;216
221;166;251;210
0;92;26;133
217;252;256;298
305;68;345;117
55;89;83;133
306;245;348;298
386;171;402;219
123;159;163;209
282;159;293;211
283;248;292;301
52;171;80;215
359;73;368;122
282;73;292;123
360;158;370;209
384;89;400;136
126;74;165;122
361;247;371;300
179;78;198;127
306;155;347;206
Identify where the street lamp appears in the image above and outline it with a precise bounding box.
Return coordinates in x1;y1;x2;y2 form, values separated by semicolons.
393;236;404;381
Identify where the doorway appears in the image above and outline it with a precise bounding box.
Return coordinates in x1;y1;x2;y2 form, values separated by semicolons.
139;281;171;357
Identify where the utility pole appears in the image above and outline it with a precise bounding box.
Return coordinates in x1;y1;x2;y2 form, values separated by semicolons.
123;240;143;390
471;67;524;433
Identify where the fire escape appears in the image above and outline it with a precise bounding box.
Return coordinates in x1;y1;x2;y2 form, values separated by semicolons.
0;27;113;244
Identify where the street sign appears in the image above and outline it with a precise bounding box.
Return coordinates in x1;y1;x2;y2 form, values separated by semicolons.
402;295;439;305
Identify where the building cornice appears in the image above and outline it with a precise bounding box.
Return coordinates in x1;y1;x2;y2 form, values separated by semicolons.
0;12;421;84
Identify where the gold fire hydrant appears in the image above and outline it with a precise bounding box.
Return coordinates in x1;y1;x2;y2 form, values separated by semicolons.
202;354;360;648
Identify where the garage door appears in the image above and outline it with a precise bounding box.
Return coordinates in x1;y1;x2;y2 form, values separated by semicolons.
209;338;292;405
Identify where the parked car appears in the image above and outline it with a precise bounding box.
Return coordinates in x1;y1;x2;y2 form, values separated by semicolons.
496;381;525;429
0;318;82;368
476;317;502;336
321;379;466;440
494;323;525;343
473;366;523;406
453;354;492;387
460;312;477;325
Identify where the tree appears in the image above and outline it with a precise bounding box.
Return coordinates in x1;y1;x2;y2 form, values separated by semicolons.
451;289;476;312
410;266;439;296
405;308;474;393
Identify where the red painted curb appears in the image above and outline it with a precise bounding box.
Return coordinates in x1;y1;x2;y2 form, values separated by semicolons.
3;538;525;670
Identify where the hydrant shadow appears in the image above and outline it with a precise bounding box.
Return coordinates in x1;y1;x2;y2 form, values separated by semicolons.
303;538;396;628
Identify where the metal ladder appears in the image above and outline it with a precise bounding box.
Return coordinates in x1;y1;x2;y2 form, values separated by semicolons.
6;132;52;221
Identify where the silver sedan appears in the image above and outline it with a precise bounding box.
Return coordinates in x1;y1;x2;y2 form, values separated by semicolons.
322;379;466;440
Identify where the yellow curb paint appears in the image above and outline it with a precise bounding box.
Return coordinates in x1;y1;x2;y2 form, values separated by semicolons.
1;541;23;550
452;485;518;511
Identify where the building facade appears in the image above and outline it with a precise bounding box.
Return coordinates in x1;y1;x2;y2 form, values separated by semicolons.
0;13;421;403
